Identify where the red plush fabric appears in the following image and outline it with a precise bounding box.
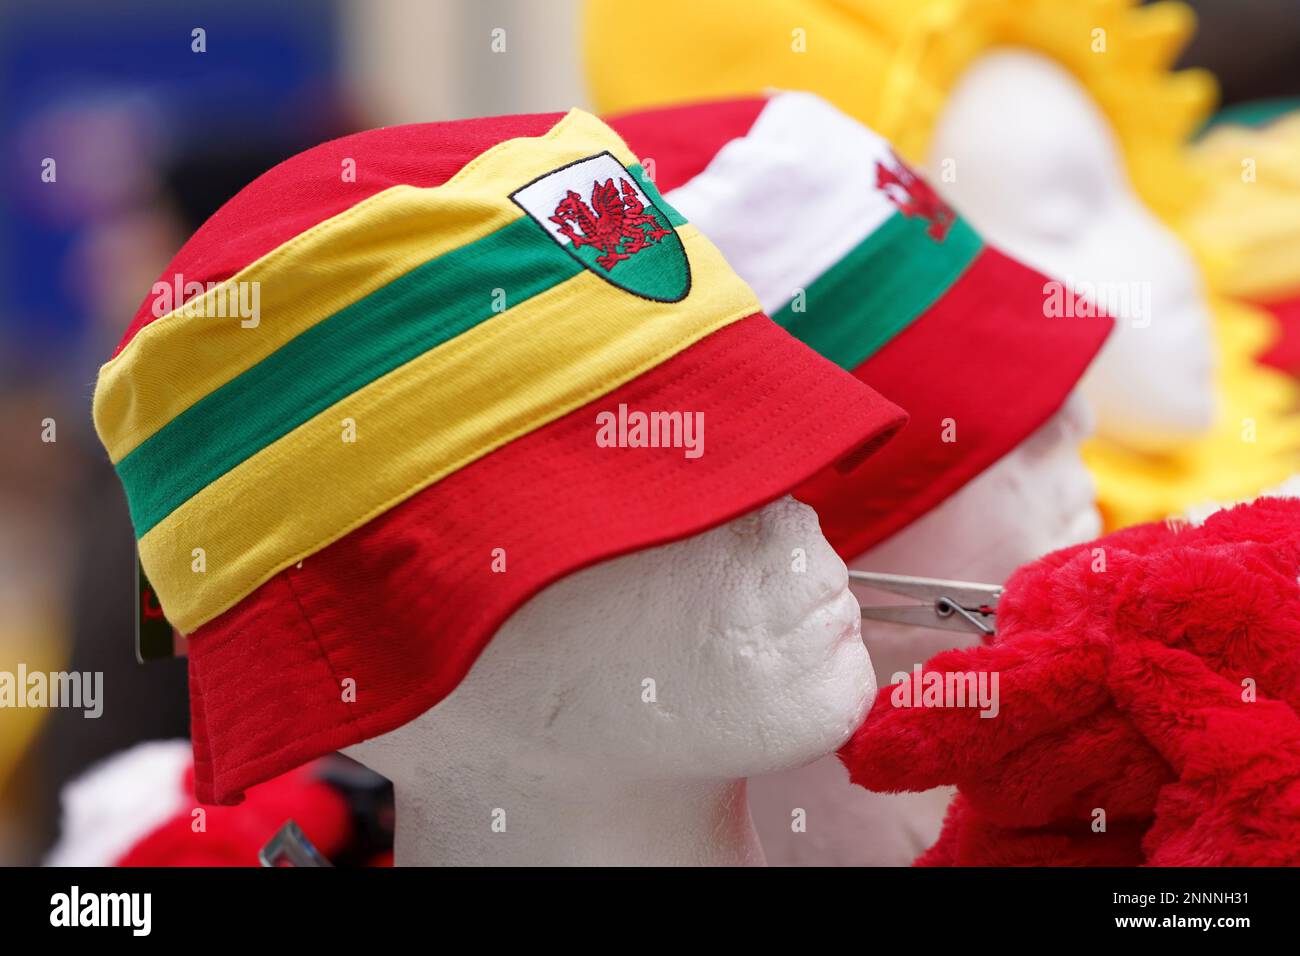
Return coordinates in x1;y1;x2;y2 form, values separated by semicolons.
840;496;1300;866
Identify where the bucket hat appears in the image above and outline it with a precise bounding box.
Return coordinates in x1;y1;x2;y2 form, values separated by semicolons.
609;92;1112;557
92;109;906;803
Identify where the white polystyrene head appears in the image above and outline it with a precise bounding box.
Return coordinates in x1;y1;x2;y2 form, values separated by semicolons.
926;48;1215;453
347;495;874;786
750;393;1101;866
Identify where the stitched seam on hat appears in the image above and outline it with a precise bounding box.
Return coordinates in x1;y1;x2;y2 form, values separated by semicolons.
192;594;324;713
279;568;346;696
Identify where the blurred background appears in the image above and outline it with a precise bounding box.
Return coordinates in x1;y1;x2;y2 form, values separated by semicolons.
0;0;1296;864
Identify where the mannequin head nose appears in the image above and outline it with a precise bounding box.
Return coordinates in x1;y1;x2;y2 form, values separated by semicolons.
726;495;822;542
1059;391;1095;446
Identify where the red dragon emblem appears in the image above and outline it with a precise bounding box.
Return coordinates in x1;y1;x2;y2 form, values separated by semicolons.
875;152;956;242
549;177;671;271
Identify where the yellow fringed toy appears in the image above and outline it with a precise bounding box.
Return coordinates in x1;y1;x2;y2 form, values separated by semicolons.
1187;110;1300;379
585;0;1300;526
1189;110;1300;305
1085;295;1300;528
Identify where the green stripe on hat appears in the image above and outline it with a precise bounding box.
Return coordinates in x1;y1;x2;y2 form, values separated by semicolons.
116;214;584;536
772;211;983;370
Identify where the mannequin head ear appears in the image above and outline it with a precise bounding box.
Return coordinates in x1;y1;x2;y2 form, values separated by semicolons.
927;49;1215;451
346;496;875;784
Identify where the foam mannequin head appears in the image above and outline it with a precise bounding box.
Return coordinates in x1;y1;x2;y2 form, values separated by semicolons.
345;496;875;866
748;393;1101;865
925;49;1215;453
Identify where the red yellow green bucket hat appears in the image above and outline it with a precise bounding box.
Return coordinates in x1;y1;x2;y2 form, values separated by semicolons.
609;92;1114;558
92;109;906;804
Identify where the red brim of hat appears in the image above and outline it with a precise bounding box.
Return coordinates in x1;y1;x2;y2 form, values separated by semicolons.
793;247;1113;560
187;313;906;805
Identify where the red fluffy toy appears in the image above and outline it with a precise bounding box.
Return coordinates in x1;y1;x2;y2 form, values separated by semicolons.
840;496;1300;866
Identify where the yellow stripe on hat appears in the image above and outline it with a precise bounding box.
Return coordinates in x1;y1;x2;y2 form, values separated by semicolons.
93;108;640;464
138;224;759;633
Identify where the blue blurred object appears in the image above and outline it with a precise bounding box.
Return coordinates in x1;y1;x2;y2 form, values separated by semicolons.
0;0;342;368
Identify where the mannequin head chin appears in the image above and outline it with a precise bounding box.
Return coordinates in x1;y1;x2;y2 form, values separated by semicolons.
345;495;875;789
926;47;1215;452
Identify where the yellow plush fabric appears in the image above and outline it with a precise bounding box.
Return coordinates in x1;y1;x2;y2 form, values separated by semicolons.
1083;296;1300;529
1187;112;1300;304
585;0;1213;222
